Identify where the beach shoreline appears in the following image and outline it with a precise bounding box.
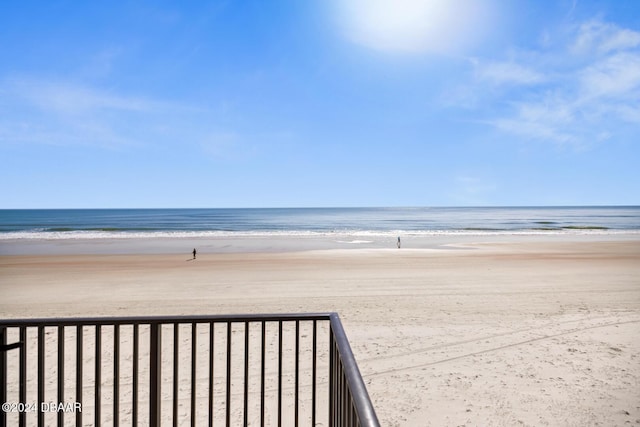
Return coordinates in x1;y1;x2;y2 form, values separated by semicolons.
2;230;639;255
1;235;639;425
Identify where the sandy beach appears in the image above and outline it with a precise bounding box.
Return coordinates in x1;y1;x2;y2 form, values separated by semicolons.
1;235;639;426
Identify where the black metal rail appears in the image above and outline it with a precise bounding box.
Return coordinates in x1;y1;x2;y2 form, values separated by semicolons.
1;313;379;426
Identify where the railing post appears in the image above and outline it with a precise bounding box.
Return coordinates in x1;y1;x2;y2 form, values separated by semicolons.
1;327;6;427
149;323;162;427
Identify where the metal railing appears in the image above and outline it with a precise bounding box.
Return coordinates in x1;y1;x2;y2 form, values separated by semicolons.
1;313;379;426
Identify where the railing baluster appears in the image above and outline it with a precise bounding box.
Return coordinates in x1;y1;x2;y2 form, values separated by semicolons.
244;321;249;427
114;324;120;427
345;370;350;426
295;320;299;427
260;321;266;427
352;398;357;427
0;327;6;427
149;323;162;426
226;322;231;427
208;322;214;427
348;397;352;427
132;323;139;426
338;359;342;425
95;324;101;426
342;363;347;427
338;359;343;426
278;321;283;427
76;325;83;427
19;327;27;427
57;326;64;427
329;328;334;427
37;325;44;427
191;322;197;427
173;323;179;427
345;364;349;426
312;320;317;427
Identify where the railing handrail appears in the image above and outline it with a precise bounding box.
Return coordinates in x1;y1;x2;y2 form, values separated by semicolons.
0;312;334;327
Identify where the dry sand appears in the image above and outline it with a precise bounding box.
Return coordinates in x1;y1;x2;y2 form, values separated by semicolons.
1;235;639;426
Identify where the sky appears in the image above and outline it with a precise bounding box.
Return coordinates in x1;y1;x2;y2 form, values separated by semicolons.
1;0;639;208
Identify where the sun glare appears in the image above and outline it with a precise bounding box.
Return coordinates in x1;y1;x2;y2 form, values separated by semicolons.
334;0;494;55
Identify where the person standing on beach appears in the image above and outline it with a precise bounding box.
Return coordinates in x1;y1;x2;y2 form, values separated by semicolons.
192;248;197;259
397;236;401;249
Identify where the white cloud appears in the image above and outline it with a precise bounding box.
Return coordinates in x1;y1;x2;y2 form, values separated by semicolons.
0;78;203;149
490;117;575;145
487;91;579;145
471;19;640;147
10;79;163;115
579;51;640;99
475;61;546;86
0;77;291;165
572;21;640;55
613;104;640;123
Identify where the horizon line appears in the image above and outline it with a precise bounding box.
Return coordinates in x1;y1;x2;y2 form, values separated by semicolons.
1;205;639;210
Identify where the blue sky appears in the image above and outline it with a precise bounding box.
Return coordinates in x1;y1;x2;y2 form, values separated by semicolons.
1;0;639;208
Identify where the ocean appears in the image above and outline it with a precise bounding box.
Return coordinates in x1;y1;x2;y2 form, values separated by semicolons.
1;207;639;240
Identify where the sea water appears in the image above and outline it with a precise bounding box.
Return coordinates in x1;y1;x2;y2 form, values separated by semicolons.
1;207;639;240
